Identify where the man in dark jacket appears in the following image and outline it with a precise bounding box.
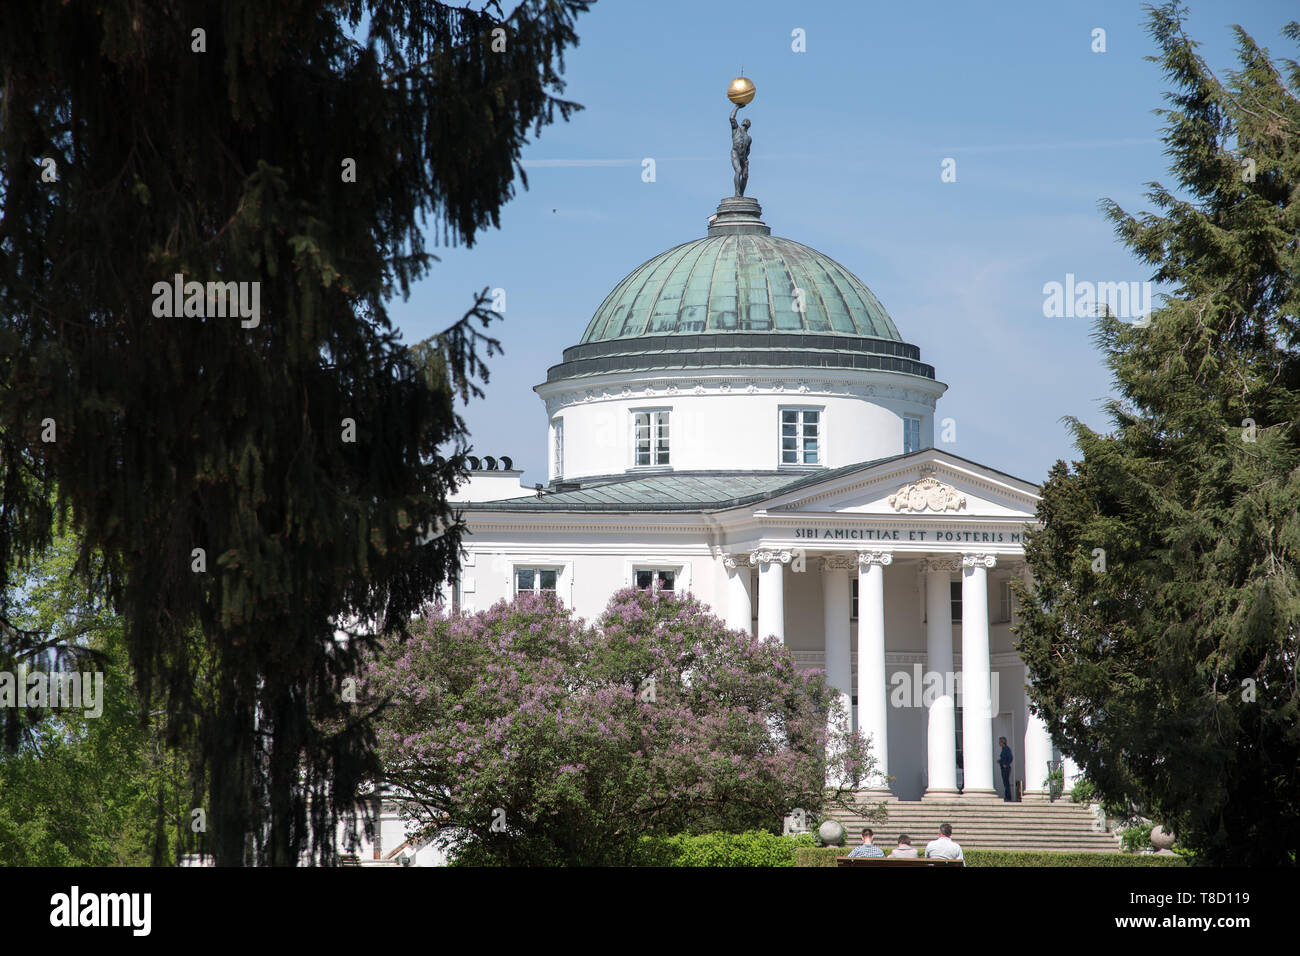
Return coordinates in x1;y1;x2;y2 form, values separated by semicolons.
998;737;1015;801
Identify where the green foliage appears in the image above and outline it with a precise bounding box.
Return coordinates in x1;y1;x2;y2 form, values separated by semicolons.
0;526;194;865
0;0;592;864
369;589;878;866
1121;824;1157;853
1070;779;1097;804
962;850;1186;868
631;831;816;867
1013;2;1300;866
795;847;842;867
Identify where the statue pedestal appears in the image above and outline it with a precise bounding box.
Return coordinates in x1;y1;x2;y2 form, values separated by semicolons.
707;197;769;237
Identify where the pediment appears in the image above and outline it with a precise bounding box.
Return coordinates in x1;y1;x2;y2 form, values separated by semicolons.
761;452;1040;520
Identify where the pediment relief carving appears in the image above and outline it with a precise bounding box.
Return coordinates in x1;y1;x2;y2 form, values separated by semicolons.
887;475;966;513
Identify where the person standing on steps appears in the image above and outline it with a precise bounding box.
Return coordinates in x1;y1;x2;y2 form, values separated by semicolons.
998;736;1015;802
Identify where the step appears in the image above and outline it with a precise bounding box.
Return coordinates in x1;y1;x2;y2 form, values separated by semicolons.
820;799;1121;853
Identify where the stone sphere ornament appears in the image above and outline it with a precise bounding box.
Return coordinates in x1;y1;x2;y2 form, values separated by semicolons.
727;76;755;105
1150;825;1175;850
818;819;846;847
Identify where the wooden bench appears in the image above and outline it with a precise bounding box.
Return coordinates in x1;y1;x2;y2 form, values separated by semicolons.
836;856;964;867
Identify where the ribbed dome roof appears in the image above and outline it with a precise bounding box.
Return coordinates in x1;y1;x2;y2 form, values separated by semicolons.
579;198;900;344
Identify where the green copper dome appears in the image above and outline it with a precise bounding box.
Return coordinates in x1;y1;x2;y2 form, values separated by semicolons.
579;198;901;344
543;197;935;385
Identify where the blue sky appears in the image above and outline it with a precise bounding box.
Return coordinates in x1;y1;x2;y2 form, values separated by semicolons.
386;0;1297;487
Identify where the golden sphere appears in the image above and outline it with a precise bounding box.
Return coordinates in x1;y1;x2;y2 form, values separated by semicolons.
727;76;755;105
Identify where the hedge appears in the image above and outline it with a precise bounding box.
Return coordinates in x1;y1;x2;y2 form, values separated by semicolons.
793;847;1188;867
632;830;817;867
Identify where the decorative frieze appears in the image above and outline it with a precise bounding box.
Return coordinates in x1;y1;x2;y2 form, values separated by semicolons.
887;475;966;513
821;554;857;571
540;376;943;415
923;555;962;573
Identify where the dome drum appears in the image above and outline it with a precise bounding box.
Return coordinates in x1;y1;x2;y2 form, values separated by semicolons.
545;332;935;384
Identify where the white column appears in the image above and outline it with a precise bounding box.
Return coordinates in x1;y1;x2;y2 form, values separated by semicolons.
960;552;997;797
822;555;854;788
1023;684;1054;800
722;555;753;636
751;549;790;644
821;556;854;706
857;550;892;794
923;557;959;798
1062;754;1082;797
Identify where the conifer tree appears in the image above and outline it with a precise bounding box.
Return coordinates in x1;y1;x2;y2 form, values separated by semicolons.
1015;3;1300;865
0;0;592;864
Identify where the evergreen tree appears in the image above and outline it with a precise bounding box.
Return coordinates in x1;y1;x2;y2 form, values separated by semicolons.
1014;3;1300;865
0;0;591;864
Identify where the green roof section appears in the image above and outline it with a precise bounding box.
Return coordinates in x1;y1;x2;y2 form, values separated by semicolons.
580;235;900;343
578;197;900;345
461;452;1040;514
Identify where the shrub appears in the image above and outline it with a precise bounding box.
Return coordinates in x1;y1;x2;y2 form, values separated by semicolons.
369;589;874;866
1121;823;1156;853
1070;779;1097;804
633;831;816;867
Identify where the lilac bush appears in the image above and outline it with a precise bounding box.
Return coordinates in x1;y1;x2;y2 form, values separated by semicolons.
366;587;875;865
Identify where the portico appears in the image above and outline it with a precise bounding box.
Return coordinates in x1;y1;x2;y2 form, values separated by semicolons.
723;544;1026;800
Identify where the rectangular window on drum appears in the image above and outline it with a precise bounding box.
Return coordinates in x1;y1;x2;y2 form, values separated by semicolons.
780;408;821;465
552;418;564;477
633;410;670;466
904;415;922;453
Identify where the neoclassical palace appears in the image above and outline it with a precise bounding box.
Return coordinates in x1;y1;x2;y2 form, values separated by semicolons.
440;190;1073;808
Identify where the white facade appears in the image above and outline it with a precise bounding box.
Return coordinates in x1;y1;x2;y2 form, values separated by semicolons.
453;448;1050;803
359;190;1060;863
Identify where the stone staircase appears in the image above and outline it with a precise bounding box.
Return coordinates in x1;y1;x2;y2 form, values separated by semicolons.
822;796;1120;853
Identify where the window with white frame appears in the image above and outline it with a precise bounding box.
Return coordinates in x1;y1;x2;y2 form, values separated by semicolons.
514;567;558;596
552;418;564;478
634;568;676;593
903;415;922;453
998;579;1013;623
780;408;820;465
950;580;962;623
851;577;858;620
633;410;670;466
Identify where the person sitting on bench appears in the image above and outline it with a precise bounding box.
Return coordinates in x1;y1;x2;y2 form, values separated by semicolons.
846;827;885;858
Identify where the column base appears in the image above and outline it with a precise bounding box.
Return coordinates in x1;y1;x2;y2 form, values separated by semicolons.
921;787;961;801
1019;790;1051;802
957;788;1001;800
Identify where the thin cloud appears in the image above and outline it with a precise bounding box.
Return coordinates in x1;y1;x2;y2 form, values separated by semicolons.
934;138;1159;154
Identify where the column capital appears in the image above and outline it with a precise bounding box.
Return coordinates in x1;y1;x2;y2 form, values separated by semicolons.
749;549;793;567
924;555;962;573
857;550;893;568
721;553;750;570
961;552;998;570
821;554;857;571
